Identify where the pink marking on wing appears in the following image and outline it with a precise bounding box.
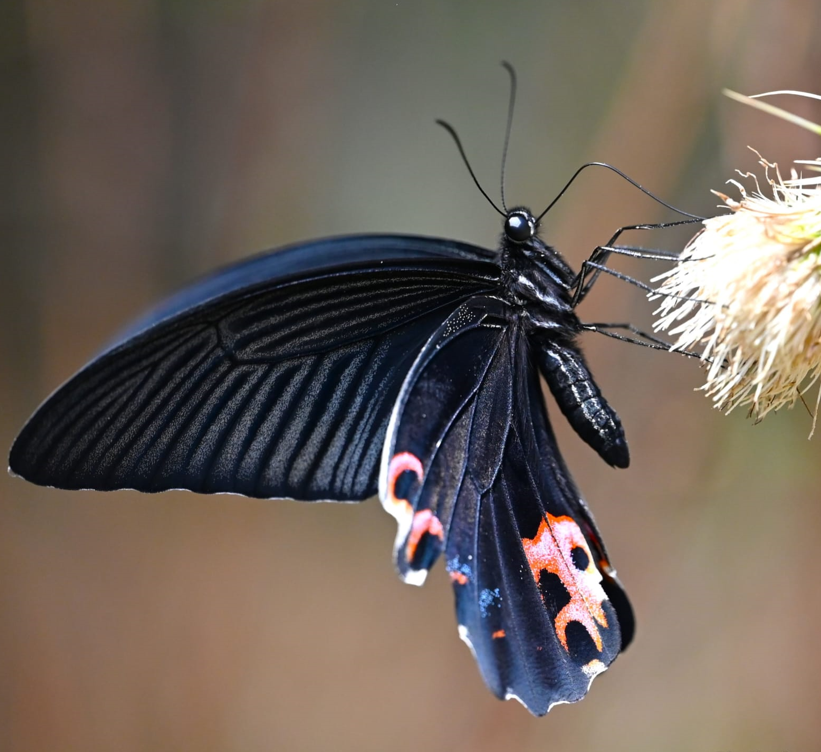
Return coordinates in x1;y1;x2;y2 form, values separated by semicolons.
385;452;424;520
521;512;609;652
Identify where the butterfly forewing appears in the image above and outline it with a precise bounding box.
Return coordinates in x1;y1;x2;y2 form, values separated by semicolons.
113;235;498;346
10;249;498;500
380;296;628;714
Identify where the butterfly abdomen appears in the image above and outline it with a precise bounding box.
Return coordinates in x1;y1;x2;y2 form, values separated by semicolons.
535;339;629;469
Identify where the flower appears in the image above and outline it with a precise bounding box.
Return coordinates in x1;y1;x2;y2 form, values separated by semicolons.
651;149;821;435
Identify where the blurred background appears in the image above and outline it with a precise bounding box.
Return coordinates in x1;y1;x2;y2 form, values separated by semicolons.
3;1;821;750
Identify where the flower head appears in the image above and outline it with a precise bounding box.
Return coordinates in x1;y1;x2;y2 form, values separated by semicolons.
652;154;821;433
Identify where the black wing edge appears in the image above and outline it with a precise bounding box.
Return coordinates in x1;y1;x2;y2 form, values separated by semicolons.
111;234;498;350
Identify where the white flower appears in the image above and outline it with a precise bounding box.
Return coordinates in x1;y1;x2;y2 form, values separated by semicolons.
651;154;821;434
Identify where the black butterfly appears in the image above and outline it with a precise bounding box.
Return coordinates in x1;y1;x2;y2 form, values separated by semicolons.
10;66;706;715
9;211;642;713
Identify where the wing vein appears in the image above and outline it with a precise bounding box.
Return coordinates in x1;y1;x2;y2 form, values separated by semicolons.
105;345;228;488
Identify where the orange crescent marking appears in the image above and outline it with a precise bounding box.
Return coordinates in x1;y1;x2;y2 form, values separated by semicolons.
386;453;443;564
406;509;444;563
521;512;608;652
492;629;506;639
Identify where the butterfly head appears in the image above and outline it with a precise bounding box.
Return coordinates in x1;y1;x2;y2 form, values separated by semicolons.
504;208;537;244
500;206;576;304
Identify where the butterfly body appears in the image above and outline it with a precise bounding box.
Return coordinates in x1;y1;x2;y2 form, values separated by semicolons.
499;210;630;469
10;207;634;715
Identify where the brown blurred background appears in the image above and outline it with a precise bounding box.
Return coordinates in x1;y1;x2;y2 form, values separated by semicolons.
3;1;821;750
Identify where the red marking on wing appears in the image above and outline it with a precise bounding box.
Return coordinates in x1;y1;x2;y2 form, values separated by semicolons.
521;513;609;652
492;629;506;639
385;452;424;520
449;570;469;585
385;452;443;564
406;509;444;562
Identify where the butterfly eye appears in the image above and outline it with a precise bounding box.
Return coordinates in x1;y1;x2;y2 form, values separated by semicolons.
504;211;535;243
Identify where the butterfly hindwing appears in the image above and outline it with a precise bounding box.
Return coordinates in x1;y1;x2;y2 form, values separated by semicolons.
379;295;512;584
10;242;499;501
381;297;629;714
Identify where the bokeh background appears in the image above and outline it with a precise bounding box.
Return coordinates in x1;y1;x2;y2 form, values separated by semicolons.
3;1;821;750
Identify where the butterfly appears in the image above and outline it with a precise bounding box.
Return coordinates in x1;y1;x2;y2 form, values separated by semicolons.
8;63;659;715
8;204;637;714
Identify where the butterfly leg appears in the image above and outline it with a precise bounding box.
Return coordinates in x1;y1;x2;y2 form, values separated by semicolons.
570;218;703;307
580;322;707;360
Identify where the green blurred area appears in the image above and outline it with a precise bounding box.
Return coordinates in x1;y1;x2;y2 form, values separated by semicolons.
3;1;821;750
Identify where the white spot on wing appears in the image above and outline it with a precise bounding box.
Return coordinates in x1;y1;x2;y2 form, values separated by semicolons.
457;625;478;660
402;567;428;587
581;659;606;679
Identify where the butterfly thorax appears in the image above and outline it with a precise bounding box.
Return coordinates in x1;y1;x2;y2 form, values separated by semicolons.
499;218;580;337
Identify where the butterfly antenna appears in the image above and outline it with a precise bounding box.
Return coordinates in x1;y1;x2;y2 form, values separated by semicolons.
499;61;517;213
436;119;505;217
536;162;705;223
